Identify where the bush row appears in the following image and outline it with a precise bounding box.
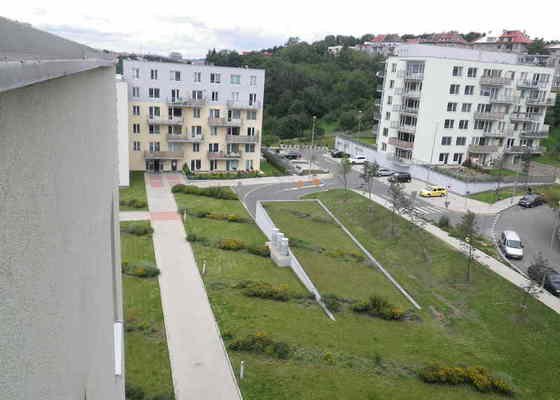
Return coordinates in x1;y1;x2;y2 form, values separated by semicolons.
171;184;238;200
122;261;160;278
186;235;270;258
229;331;291;359
186;170;262;180
235;280;291;301
119;198;147;209
125;382;174;400
291;238;365;263
121;224;153;236
183;209;250;224
419;364;514;396
352;295;405;320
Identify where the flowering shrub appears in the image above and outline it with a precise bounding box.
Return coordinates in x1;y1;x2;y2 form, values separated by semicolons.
242;281;291;301
217;238;246;251
352;295;406;321
122;261;160;278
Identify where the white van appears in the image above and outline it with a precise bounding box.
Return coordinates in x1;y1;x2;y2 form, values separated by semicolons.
499;230;524;259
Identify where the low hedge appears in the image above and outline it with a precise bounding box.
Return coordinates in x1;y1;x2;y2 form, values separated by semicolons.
119;198;147;209
122;261;160;278
217;238;246;251
184;209;250;223
125;382;174;400
186;235;270;258
229;331;291;359
186;171;262;180
171;185;238;200
352;295;405;320
236;280;291;301
419;364;513;396
121;224;153;236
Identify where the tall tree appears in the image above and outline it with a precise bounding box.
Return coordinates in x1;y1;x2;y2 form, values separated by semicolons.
361;161;379;200
456;211;478;282
388;181;409;236
338;157;353;192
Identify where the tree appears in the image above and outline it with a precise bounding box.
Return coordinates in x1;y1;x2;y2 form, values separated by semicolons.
361;161;379;200
339;111;358;132
527;38;549;55
493;154;505;202
388;181;409;236
543;187;560;247
456;211;478;282
338;157;352;192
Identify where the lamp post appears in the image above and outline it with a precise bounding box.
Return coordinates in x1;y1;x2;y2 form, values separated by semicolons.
358;110;363;134
308;115;317;174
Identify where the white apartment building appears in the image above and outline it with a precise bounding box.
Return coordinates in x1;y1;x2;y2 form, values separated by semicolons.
122;59;265;173
375;45;556;167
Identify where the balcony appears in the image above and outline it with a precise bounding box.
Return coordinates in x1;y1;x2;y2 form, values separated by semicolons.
479;76;512;86
395;87;422;97
397;70;424;80
144;151;184;160
208;117;243;127
473;111;505;120
519;127;549;139
208;151;242;160
390;121;416;134
227;100;261;109
400;106;419;115
526;94;556;106
167;97;207;107
517;80;549;89
147;116;183;125
468;145;499;154
388;137;414;149
489;95;515;104
376;71;385;79
226;134;259;143
482;129;514;138
510;112;544;122
167;134;204;143
374;111;382;121
505;146;545;154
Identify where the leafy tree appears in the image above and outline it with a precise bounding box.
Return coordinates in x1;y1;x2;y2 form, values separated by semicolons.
388;181;409;236
527;38;549;55
361;161;379;200
463;32;483;42
339;111;358;132
338;157;352;192
456;211;478;282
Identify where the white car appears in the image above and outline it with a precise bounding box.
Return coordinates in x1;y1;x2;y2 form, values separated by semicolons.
349;155;367;165
499;230;524;259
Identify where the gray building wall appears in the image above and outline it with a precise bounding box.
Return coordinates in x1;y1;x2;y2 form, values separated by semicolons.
0;66;124;400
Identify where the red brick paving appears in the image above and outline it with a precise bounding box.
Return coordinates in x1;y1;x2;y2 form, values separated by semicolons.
150;211;181;221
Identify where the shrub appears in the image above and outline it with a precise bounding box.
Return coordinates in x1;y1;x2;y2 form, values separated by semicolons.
323;352;336;365
121;223;153;236
272;341;291;359
229;332;291;359
119;198;147;209
247;245;271;257
321;293;342;312
185;233;209;245
122;261;160;278
217;238;246;251
243;281;290;301
437;215;450;229
172;185;238;200
125;383;145;400
352;295;405;321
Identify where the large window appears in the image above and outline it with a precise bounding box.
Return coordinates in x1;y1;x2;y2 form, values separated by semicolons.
150;69;158;80
449;84;460;94
444;119;455;129
231;74;241;84
148;88;160;98
210;73;221;83
452;66;463;77
441;136;452;145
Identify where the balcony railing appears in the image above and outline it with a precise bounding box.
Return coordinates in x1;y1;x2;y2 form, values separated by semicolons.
482;129;514;137
395;87;422;97
510;112;544;122
505;146;545;154
473;111;505;120
468;145;499;154
167;97;207;107
226;134;259;143
388;137;414;149
489;95;516;104
401;106;419;115
208;151;242;159
227;100;261;109
517;80;549;89
526;94;556;106
167;134;204;143
147;116;184;125
389;121;416;134
519;127;549;138
480;76;512;86
144;150;184;159
397;70;424;80
207;117;243;127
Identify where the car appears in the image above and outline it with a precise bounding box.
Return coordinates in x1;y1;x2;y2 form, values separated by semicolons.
420;185;448;198
498;230;524;259
375;168;394;177
284;151;302;160
528;263;560;297
388;172;411;183
543;272;560;297
349;155;367;165
518;193;545;208
330;150;348;158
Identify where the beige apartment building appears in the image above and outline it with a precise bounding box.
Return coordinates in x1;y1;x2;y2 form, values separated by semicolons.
122;59;265;173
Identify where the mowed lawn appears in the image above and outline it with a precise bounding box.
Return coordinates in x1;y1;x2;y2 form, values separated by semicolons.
259;160;286;176
469;184;560;204
121;221;174;398
172;187;560;399
120;171;148;210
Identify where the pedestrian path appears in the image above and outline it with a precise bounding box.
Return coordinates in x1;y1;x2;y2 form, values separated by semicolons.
144;175;242;400
154;172;334;188
119;211;151;221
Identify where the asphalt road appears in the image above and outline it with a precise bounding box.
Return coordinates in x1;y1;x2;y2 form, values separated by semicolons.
495;204;560;273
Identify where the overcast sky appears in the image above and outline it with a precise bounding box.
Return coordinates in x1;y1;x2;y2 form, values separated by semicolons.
3;1;559;58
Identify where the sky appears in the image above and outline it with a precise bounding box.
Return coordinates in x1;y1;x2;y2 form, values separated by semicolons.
3;0;559;58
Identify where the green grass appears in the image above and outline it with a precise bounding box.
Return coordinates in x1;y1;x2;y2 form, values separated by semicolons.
120;172;148;210
121;221;174;398
469;185;559;204
534;152;560;168
259;160;286;177
483;168;518;177
354;136;376;146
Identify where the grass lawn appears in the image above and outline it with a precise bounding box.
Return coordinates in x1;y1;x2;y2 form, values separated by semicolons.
259;160;286;177
469;184;559;204
483;168;518;177
534;152;560;168
173;188;560;399
121;221;174;398
120;172;148;211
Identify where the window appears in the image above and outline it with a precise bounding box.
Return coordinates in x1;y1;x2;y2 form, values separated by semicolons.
247;127;256;136
191;159;202;171
453;153;464;163
464;85;474;95
149;125;160;134
132;105;140;115
444;119;454;129
245;144;256;153
210;160;218;171
391;63;397;72
250;75;257;86
192;90;203;100
441;136;452;145
447;102;457;112
456;136;467;145
132;87;140;97
132;68;140;79
381;142;387;151
170;70;181;81
231;91;240;102
382;128;388;137
150;69;158;80
385;112;390;120
192;143;200;152
148;106;160;118
245;160;254;170
249;93;257;106
209;143;219;152
194;72;202;83
247;111;257;120
193;108;201;118
211;127;218;136
148;88;160;98
231;74;241;84
133;141;141;151
211;91;219;101
210;109;220;119
168;125;180;135
387;96;392;105
149;142;160;152
467;67;477;78
458;120;469;130
461;103;472;112
191;126;202;136
210;73;221;83
452;66;463;77
389;80;394;89
133;124;140;134
449;84;460;94
439;153;449;163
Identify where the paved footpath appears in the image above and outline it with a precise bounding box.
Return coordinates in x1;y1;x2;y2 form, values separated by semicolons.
145;174;242;400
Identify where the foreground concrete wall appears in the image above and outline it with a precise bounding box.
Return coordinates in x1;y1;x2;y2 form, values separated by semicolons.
0;67;124;399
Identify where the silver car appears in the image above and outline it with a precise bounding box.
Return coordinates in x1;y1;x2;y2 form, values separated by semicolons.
499;230;524;259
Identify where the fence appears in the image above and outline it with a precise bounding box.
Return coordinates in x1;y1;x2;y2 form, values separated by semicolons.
262;147;297;175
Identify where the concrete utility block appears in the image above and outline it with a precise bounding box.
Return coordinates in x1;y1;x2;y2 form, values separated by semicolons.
280;238;289;256
267;242;291;267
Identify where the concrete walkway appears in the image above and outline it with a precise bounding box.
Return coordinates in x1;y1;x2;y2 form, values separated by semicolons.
144;174;242;400
119;211;150;221
353;189;560;315
185;173;333;187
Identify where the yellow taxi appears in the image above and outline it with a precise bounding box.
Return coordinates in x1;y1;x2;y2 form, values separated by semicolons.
420;185;448;198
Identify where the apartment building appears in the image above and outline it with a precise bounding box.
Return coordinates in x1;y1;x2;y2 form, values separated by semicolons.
122;59;265;173
472;30;532;54
0;17;124;400
375;44;555;166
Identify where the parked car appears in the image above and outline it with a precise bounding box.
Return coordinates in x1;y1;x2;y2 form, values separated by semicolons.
544;272;560;297
420;185;448;198
331;150;348;158
518;193;545;208
349;155;367;165
528;263;560;296
375;168;394;177
388;172;411;183
284;151;302;160
498;230;524;259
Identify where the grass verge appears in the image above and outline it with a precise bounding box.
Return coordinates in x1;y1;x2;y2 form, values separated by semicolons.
120;171;148;210
468;185;559;204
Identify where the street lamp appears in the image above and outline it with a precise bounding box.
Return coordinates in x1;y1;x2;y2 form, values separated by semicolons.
308;115;317;173
358;110;363;134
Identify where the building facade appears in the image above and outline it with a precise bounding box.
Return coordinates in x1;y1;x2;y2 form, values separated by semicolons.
376;45;555;166
122;60;265;173
0;17;124;400
472;30;532;54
